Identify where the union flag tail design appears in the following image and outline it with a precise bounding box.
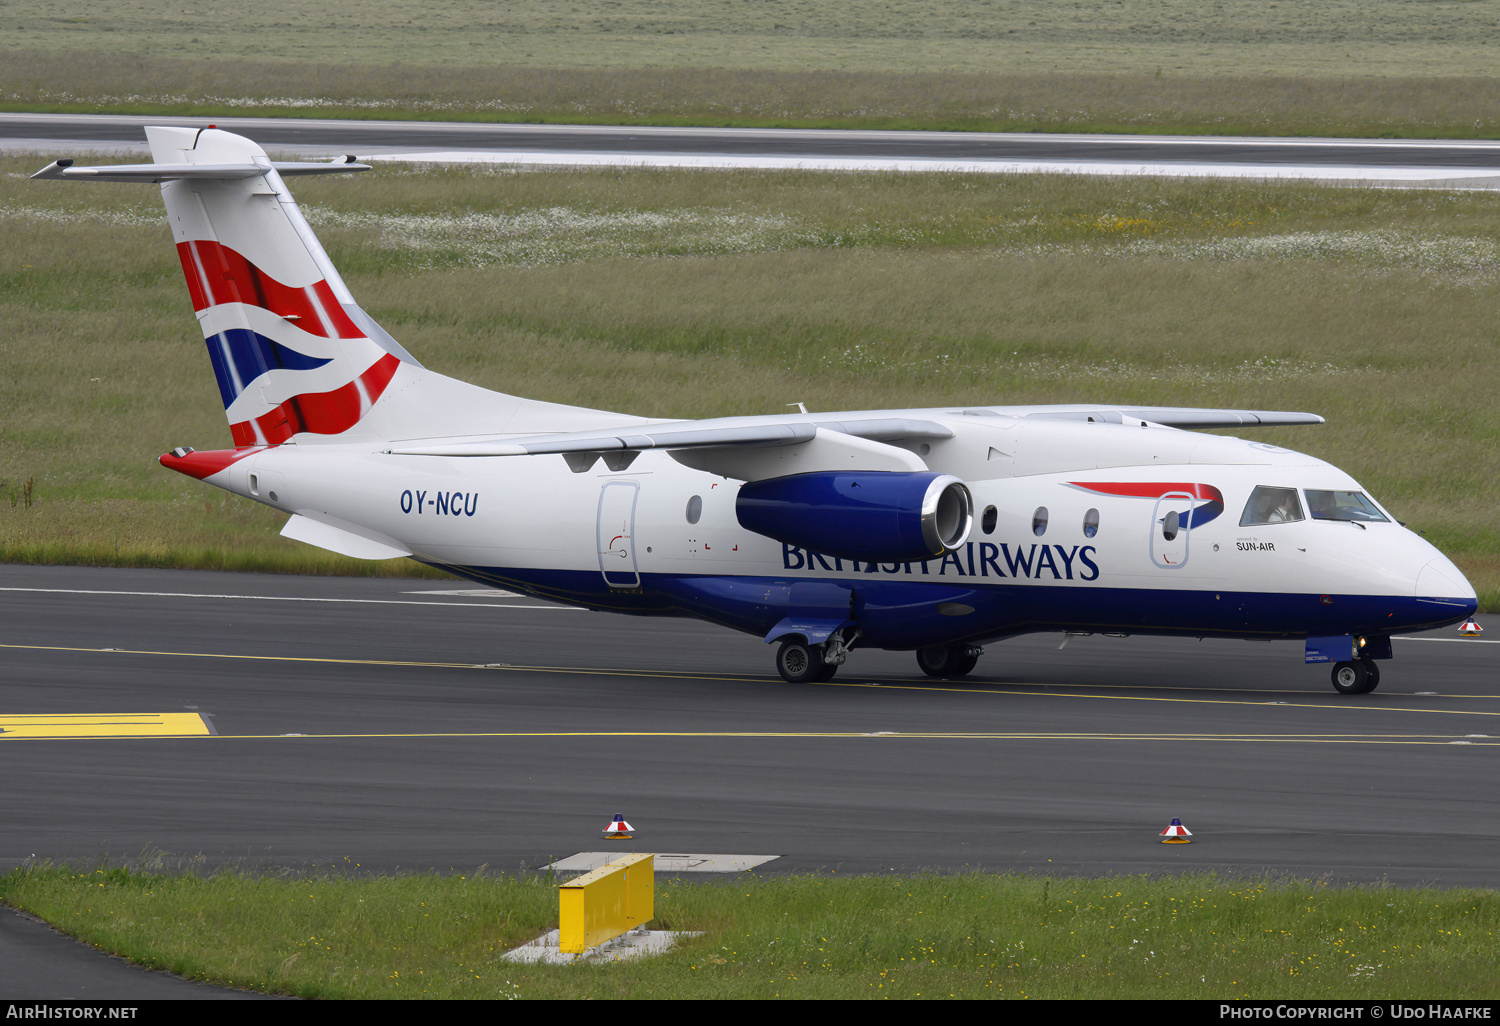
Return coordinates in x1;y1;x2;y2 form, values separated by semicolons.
148;126;414;448
33;126;648;449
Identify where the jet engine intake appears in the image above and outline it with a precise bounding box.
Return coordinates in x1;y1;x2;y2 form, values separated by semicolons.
736;471;973;563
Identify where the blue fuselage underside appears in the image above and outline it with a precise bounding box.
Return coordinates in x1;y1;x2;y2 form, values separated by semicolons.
421;564;1476;649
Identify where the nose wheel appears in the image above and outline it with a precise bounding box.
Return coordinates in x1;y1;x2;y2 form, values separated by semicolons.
1330;659;1380;695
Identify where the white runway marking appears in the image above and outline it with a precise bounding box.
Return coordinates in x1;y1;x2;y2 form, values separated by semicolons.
360;148;1500;185
1395;635;1498;645
403;587;524;598
0;586;578;611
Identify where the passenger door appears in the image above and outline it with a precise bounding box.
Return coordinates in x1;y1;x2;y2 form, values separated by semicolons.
1150;491;1197;569
597;481;641;589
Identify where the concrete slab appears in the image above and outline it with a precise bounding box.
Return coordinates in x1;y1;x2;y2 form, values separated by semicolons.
502;927;701;965
543;852;780;874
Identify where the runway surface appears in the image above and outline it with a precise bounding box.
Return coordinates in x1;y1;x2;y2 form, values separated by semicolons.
6;113;1500;183
3;563;1496;889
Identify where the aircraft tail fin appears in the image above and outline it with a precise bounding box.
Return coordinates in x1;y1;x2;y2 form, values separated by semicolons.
32;127;652;448
143;126;423;448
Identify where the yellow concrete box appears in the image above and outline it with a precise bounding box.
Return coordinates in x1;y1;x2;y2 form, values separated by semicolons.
558;853;654;953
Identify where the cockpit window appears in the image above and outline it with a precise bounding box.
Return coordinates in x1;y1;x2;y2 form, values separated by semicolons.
1305;490;1389;523
1239;486;1305;526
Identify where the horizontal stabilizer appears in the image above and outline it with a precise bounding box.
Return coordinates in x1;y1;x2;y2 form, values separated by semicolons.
30;158;370;184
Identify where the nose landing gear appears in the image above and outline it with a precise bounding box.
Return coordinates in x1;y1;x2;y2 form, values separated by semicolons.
1330;659;1381;695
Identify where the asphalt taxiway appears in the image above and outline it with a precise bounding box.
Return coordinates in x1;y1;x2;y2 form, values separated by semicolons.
3;563;1495;887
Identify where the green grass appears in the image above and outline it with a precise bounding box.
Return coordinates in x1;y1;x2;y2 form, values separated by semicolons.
5;155;1494;603
9;54;1500;139
2;864;1496;998
7;0;1500;77
5;2;1500;136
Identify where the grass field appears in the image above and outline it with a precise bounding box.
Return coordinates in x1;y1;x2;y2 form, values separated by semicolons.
7;0;1500;77
5;2;1500;136
3;864;1497;999
2;155;1496;606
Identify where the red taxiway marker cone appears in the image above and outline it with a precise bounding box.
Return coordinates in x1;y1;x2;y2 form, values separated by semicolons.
603;814;634;840
1458;619;1483;637
1160;817;1193;844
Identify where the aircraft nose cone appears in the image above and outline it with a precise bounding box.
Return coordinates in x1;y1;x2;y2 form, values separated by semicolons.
1416;557;1477;606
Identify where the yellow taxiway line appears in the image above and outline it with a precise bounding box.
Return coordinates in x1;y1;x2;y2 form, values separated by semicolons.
0;722;1493;746
209;731;1497;745
3;642;1498;726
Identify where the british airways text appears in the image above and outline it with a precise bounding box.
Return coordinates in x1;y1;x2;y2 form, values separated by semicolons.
783;542;1100;580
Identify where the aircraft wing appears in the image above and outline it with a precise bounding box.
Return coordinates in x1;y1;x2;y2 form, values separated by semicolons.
382;405;1320;458
384;417;955;457
1004;406;1324;428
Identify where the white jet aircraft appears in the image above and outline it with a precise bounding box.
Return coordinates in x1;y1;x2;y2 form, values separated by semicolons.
33;127;1479;692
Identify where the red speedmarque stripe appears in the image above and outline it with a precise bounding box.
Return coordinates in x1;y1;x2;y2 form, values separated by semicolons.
176;240;363;339
229;352;401;448
1068;481;1224;503
158;446;265;481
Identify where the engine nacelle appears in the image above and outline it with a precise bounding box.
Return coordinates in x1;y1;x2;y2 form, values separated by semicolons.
736;471;973;563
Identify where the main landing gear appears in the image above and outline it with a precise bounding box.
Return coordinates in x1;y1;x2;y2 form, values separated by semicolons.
1330;659;1381;695
774;637;985;682
915;642;983;678
775;638;838;683
774;628;862;684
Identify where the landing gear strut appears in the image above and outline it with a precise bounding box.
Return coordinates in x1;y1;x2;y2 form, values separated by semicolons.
1330;659;1381;695
916;642;982;678
774;629;859;684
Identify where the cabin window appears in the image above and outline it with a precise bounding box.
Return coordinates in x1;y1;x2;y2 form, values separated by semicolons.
1032;506;1048;537
1083;508;1099;538
981;505;997;535
1239;486;1305;526
685;495;703;525
1161;509;1181;541
1305;490;1389;523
